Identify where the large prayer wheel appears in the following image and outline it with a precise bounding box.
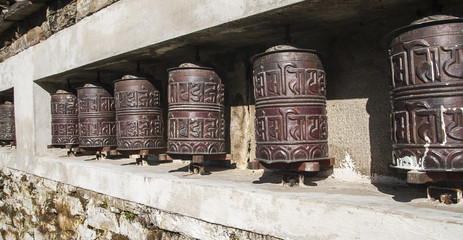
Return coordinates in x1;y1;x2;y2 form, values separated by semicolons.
77;84;117;148
114;76;165;151
0;102;15;142
167;63;225;154
388;16;463;172
251;46;328;164
50;91;79;146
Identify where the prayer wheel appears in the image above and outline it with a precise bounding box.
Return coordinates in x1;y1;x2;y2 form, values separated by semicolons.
77;84;117;149
167;63;225;154
114;76;165;151
251;45;328;164
388;16;463;172
50;91;79;146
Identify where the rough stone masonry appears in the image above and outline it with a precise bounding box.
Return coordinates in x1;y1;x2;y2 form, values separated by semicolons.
0;0;120;62
0;166;280;240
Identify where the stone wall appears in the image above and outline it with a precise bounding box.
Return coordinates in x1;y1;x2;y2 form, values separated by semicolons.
0;166;278;240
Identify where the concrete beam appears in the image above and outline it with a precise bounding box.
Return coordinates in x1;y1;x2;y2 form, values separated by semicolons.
0;0;303;91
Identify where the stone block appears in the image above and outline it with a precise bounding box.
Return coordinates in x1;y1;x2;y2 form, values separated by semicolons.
40;21;51;40
41;178;58;192
56;195;85;216
25;26;43;46
21;198;34;216
109;206;121;214
2;168;11;176
47;1;77;33
2;185;11;195
86;199;120;233
76;0;117;21
9;36;26;55
58;183;77;194
23;232;33;240
0;48;9;62
3;231;17;240
12;213;24;229
43;223;57;232
4;1;47;21
76;223;97;239
0;212;12;225
33;229;45;240
57;213;84;231
119;217;147;240
33;190;53;213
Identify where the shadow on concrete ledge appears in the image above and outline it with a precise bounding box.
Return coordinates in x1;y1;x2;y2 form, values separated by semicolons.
373;182;428;203
252;169;329;186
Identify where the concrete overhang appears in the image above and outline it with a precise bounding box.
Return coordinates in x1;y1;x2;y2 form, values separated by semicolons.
2;0;462;94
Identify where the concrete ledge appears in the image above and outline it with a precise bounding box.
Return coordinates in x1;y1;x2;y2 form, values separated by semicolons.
0;149;461;239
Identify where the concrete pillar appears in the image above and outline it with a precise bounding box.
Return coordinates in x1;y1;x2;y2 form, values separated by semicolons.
33;83;52;157
11;51;54;166
13;52;35;164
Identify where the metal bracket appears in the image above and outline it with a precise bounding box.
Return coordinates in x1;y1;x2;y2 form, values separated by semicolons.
96;151;106;160
427;186;462;204
189;163;207;175
136;155;147;166
282;172;305;187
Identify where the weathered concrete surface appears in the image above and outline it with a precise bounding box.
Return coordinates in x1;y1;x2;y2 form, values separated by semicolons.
33;83;52;157
327;99;371;175
0;150;461;240
12;51;35;163
213;53;253;169
76;0;118;21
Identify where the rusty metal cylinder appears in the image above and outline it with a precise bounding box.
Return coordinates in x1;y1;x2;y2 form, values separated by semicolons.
251;46;328;164
388;16;463;171
167;64;225;154
77;85;117;148
0;102;15;142
114;76;165;151
50;91;79;146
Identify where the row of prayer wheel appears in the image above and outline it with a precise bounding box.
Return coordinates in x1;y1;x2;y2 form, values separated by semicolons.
50;50;327;164
50;64;226;155
252;46;328;164
48;15;463;174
